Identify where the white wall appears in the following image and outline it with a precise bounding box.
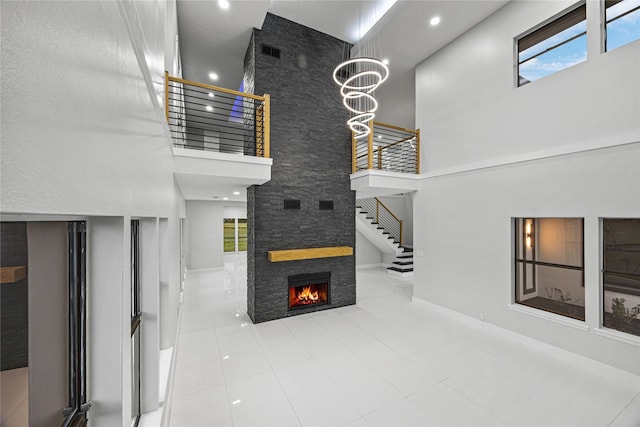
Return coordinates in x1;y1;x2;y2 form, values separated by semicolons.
356;230;383;266
224;202;248;219
184;201;245;270
0;0;185;422
416;0;639;174
0;0;184;220
186;201;225;270
414;0;640;374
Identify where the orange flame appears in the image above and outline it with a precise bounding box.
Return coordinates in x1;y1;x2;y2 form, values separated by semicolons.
298;286;319;302
290;284;327;308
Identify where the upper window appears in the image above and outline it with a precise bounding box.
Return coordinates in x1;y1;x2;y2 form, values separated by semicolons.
514;218;585;321
516;2;587;86
605;0;640;52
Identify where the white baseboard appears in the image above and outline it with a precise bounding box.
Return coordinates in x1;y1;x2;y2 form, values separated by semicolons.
411;296;639;379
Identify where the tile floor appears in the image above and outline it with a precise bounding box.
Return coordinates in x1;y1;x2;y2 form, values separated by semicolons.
1;367;28;427
166;254;640;426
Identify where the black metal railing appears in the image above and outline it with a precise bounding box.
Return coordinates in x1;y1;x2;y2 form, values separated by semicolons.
165;72;270;157
352;121;419;174
358;197;403;246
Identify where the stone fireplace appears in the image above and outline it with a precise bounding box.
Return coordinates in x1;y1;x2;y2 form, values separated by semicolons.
244;14;356;323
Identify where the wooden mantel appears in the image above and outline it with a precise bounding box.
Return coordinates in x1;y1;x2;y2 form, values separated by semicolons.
268;246;353;262
1;266;27;284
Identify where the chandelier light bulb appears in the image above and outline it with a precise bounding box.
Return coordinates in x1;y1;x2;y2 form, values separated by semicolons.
333;57;389;139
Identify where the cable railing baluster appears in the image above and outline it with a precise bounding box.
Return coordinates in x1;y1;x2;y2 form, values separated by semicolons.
351;121;420;174
357;198;404;247
165;73;269;158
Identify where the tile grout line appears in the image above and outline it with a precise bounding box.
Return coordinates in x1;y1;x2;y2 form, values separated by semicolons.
607;390;640;427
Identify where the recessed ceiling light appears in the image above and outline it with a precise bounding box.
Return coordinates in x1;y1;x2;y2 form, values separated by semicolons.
233;191;240;195
378;135;382;139
208;72;219;80
430;16;441;26
382;58;389;65
206;105;214;112
218;0;230;10
208;92;215;97
223;197;229;201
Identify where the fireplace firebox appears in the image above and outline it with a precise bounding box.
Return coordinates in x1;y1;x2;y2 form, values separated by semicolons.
288;272;330;310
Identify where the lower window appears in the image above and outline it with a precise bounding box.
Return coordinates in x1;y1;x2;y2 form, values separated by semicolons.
603;218;640;337
514;218;585;321
223;218;247;253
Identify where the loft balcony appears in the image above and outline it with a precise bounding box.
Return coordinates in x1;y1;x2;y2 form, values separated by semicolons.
165;73;272;199
350;121;421;198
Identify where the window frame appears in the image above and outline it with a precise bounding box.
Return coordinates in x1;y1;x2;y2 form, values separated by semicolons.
514;1;587;87
223;217;248;253
603;0;640;52
601;218;640;337
62;221;91;427
130;219;141;427
513;217;586;321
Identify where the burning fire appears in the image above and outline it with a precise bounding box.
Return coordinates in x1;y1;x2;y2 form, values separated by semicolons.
289;283;327;308
297;286;319;303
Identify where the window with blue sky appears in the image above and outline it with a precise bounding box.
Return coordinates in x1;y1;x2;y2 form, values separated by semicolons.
606;0;640;51
517;0;640;86
517;2;587;86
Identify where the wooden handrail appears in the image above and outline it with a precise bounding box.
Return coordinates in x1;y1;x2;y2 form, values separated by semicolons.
167;74;266;102
164;71;169;123
375;197;402;223
165;72;271;159
263;94;270;158
416;128;421;174
352;121;420;174
367;121;374;170
374;197;403;246
358;197;404;246
373;121;418;135
351;134;357;173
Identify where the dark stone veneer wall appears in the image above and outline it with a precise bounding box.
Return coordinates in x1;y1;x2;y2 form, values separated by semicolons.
1;222;29;370
245;14;356;323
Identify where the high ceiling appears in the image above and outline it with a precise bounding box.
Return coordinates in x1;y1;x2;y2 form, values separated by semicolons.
175;0;509;200
176;0;509;128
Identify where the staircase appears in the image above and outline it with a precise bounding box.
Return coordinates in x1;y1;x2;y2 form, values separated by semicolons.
387;247;414;279
356;202;413;279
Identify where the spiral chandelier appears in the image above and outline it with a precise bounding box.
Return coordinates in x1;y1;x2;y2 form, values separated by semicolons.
333;57;389;139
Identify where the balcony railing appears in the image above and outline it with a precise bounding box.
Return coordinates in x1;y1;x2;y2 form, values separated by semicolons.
165;72;270;158
352;121;420;174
